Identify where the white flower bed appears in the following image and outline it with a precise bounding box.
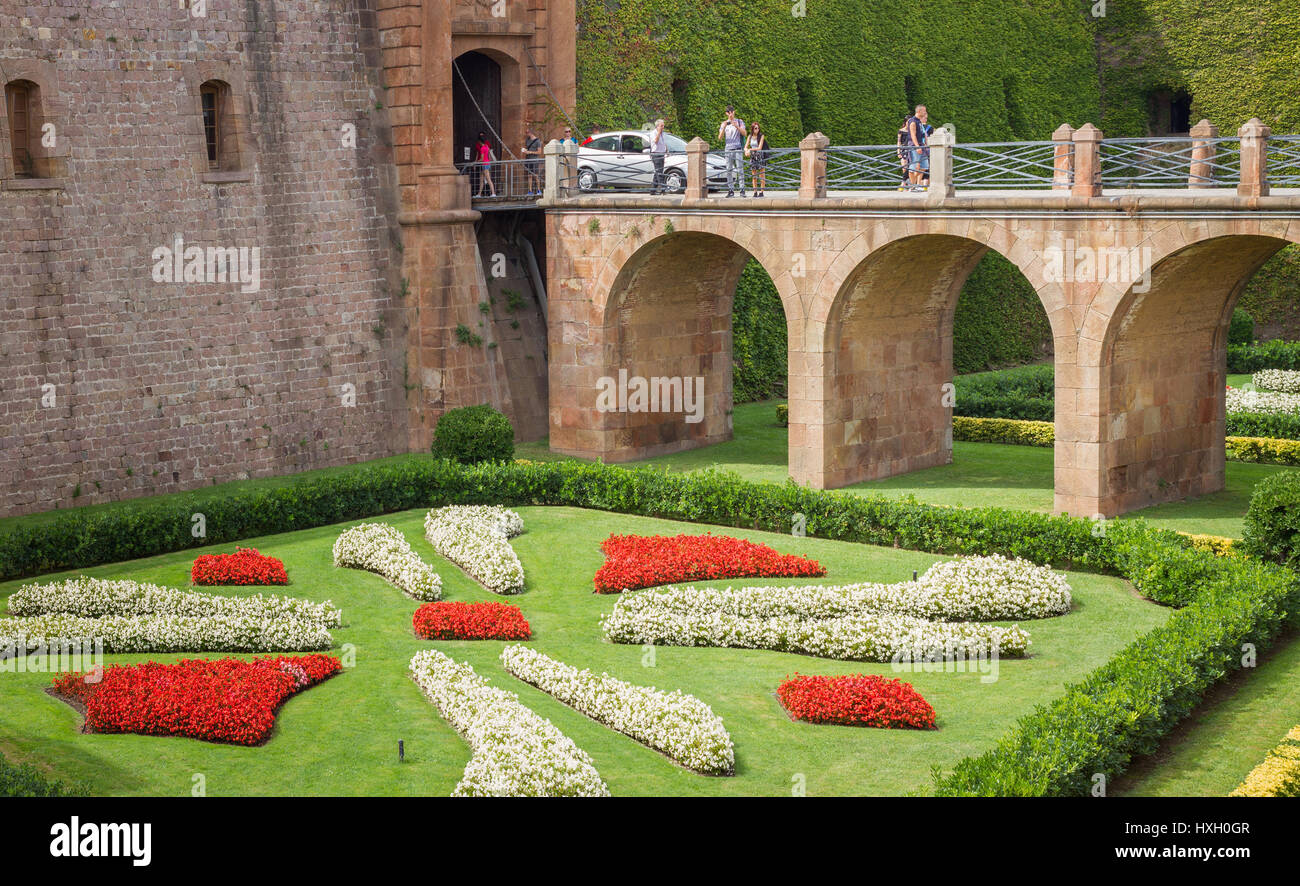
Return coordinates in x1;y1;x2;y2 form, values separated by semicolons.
0;613;332;655
1253;369;1300;394
409;649;609;797
601;603;1029;661
501;646;734;775
424;505;525;595
333;523;442;601
6;576;342;627
1226;386;1300;416
610;555;1071;623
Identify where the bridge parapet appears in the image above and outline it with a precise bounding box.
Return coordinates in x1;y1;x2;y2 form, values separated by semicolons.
527;119;1300;212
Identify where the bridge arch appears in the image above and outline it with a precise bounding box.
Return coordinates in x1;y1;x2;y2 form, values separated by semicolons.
790;221;1062;488
1071;228;1299;514
549;217;795;461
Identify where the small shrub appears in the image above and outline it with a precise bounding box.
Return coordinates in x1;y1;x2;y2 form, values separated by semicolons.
1228;308;1255;346
1242;471;1300;570
431;404;515;465
776;403;789;426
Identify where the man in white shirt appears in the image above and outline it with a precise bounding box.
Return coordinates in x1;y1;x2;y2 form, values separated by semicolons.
718;105;747;197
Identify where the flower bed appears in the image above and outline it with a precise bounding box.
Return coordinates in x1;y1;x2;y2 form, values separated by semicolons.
777;673;937;729
412;601;531;641
593;533;825;594
333;523;442;601
3;458;1296;797
1253;369;1300;394
424;506;525;595
0;613;333;654
190;547;288;586
620;555;1070;623
602;599;1029;662
408;649;609;797
1230;725;1300;797
1225;387;1300;439
51;654;341;745
7;576;341;627
501;646;734;775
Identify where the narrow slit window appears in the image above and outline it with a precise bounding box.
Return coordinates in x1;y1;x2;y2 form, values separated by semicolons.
200;83;221;169
6;82;33;177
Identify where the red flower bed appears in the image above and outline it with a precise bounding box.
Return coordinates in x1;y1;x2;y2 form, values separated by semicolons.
412;601;532;641
593;533;826;593
191;547;288;586
50;655;341;745
777;673;937;729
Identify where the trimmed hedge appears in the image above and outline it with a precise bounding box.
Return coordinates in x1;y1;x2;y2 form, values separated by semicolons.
1225;411;1300;442
2;458;1296;797
1228;340;1300;373
1226;436;1300;467
775;403;789;427
1242;472;1300;571
953;416;1054;447
953;365;1054;422
431;405;515;465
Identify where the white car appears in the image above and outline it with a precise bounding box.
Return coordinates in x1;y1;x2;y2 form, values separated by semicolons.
575;130;727;193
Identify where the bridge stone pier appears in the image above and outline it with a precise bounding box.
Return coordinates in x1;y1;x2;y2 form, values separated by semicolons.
542;126;1300;517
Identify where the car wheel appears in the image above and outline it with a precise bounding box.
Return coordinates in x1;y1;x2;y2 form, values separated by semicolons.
578;168;597;191
664;170;685;193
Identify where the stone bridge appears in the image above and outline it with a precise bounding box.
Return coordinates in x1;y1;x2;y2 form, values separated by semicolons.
539;122;1300;517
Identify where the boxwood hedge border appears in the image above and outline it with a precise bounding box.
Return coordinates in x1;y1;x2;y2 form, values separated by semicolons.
1;458;1296;797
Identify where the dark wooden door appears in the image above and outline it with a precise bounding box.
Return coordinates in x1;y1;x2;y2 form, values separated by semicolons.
452;51;502;169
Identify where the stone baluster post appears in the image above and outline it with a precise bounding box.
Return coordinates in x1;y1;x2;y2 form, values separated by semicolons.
1071;123;1103;198
1188;119;1219;189
1052;123;1075;190
1238;118;1271;198
799;132;829;199
685;137;709;199
926;126;955;204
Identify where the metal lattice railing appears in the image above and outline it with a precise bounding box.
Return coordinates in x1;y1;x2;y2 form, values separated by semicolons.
462;158;545;201
1267;135;1300;187
824;145;911;190
952;141;1068;189
1099;137;1242;188
757;147;802;192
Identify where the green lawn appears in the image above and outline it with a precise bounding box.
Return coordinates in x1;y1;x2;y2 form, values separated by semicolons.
0;506;1167;797
1112;628;1300;797
520;399;1294;538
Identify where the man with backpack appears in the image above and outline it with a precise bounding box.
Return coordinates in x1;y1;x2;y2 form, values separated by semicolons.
904;105;930;191
718;106;748;197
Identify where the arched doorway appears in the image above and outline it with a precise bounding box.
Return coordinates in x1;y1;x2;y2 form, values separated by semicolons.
452;51;502;171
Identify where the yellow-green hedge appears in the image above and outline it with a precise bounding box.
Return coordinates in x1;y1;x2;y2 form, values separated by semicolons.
1226;436;1300;467
776;403;789;427
953;419;1300;466
1180;533;1237;558
953;416;1054;447
1230;726;1300;797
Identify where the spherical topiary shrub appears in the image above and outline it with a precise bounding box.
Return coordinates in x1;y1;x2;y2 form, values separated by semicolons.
1241;471;1300;570
431;404;515;464
1229;308;1255;346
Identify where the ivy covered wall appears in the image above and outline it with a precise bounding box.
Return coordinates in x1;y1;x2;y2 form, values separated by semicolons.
574;0;1300;395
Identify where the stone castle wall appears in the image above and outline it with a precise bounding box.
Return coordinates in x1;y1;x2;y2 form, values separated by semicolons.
0;1;409;517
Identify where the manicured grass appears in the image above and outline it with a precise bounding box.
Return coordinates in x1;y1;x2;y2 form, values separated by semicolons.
1111;629;1300;797
522;400;1295;537
0;507;1166;797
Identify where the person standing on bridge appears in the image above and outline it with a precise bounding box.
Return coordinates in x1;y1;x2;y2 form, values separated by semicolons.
649;118;669;194
719;106;748;197
746;122;769;197
475;132;497;199
523;126;543;196
905;105;930;191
